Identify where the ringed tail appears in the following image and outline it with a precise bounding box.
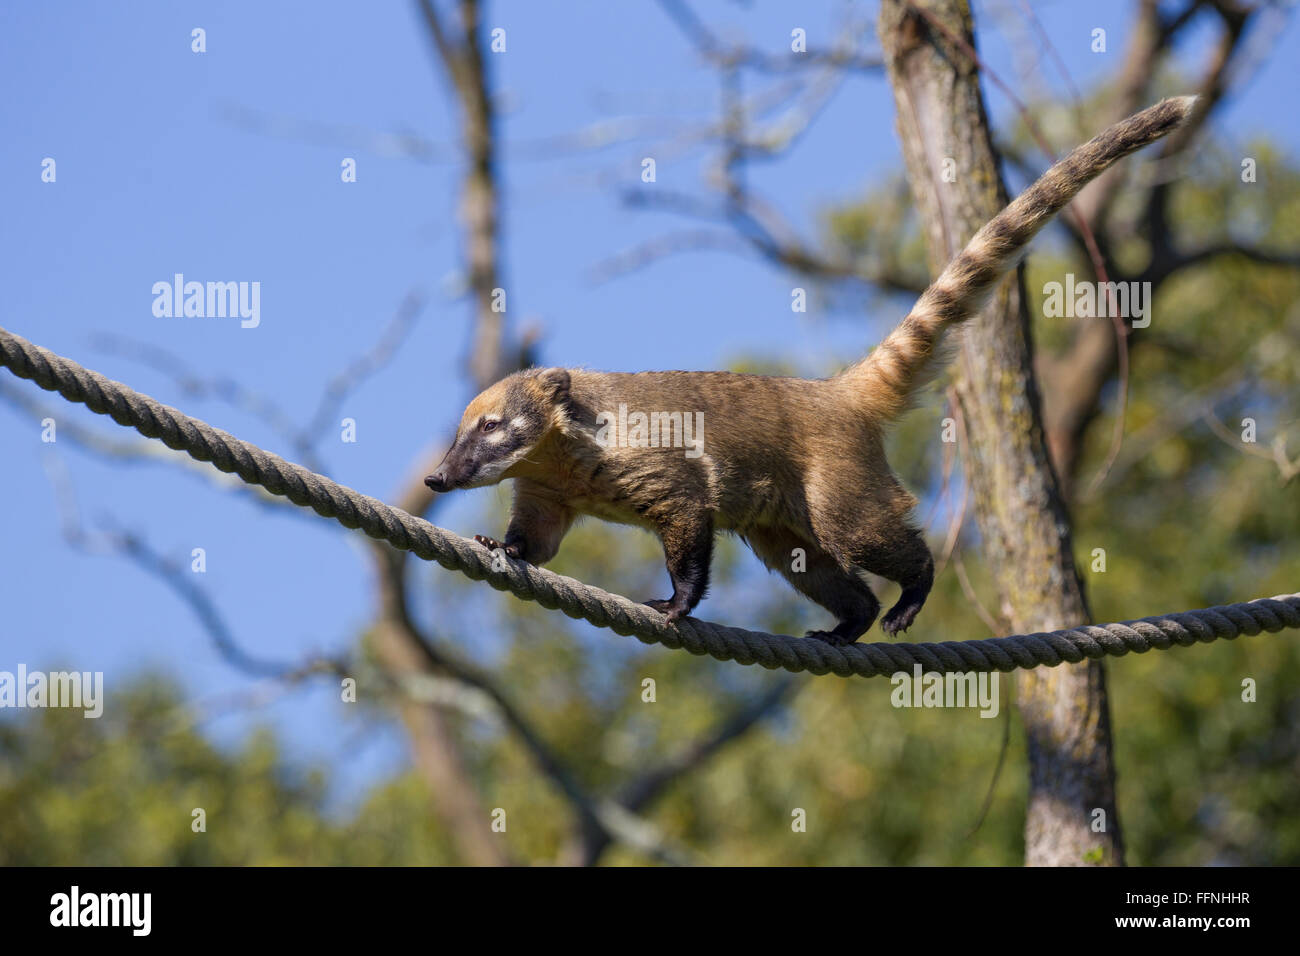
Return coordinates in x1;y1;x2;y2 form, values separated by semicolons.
845;95;1198;419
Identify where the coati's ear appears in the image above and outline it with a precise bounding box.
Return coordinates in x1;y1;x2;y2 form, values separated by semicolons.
535;368;570;404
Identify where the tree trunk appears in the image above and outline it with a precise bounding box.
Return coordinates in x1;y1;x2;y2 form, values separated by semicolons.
359;0;511;865
877;0;1123;866
370;543;512;866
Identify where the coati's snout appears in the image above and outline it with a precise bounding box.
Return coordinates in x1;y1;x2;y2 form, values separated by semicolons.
426;415;522;491
425;367;571;493
424;434;479;492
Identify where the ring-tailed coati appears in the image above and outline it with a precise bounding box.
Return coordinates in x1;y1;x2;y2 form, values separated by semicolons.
426;97;1196;644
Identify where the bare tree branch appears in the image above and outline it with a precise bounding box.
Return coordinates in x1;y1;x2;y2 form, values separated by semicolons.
302;289;428;443
90;333;316;468
1204;410;1300;484
601;0;932;298
41;452;349;681
416;0;511;390
656;0;882;73
564;675;800;865
1;379;306;514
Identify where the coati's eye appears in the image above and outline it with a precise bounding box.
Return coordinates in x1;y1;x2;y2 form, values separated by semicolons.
481;419;498;433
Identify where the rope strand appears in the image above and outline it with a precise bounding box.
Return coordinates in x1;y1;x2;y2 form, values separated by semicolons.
3;324;1297;678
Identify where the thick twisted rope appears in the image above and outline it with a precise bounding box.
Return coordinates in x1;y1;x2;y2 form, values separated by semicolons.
3;324;1298;678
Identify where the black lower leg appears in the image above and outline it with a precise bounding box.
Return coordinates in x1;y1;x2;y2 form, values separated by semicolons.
646;512;714;622
880;548;935;637
807;611;878;646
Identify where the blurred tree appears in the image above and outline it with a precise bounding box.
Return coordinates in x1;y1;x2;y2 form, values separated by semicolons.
0;678;446;866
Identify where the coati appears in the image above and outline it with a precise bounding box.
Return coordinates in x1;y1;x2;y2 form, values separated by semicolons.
426;97;1196;644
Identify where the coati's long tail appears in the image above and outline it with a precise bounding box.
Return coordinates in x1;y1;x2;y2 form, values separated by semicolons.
844;95;1197;420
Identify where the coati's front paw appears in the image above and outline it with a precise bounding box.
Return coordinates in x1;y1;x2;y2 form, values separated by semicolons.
644;598;689;623
474;534;523;560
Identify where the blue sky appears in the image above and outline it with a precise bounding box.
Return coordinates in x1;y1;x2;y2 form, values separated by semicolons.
3;0;1297;807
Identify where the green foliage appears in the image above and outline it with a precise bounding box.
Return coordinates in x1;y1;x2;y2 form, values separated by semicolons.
0;678;458;865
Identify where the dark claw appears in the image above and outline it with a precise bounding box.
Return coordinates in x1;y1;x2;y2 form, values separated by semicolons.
879;608;918;637
645;598;686;623
475;534;521;559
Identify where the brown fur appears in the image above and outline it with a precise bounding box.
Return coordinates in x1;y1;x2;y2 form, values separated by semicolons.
427;98;1195;643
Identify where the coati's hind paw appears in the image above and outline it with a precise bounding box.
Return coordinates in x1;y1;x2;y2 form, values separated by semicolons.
644;598;689;623
879;603;921;636
474;534;523;560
